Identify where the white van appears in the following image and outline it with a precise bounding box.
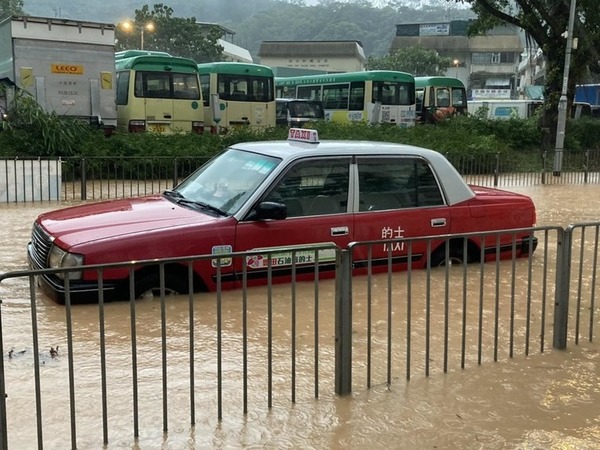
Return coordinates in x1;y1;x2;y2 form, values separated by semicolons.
467;100;543;119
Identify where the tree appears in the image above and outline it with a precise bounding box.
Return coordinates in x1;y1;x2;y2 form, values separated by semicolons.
115;3;223;62
0;0;23;20
366;46;452;75
449;0;600;147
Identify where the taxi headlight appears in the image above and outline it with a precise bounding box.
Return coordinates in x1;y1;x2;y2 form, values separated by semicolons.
49;245;84;280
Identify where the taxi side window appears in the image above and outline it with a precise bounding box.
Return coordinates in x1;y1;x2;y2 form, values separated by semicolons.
358;158;444;211
264;159;350;217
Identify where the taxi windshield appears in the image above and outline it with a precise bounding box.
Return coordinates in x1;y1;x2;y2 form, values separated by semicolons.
173;149;281;215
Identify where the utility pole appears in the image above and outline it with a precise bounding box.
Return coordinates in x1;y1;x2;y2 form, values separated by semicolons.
553;0;577;176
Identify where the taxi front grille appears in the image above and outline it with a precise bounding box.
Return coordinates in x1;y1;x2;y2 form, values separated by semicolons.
31;223;53;269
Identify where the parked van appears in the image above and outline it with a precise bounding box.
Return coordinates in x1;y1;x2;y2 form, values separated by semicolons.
467;100;543;119
275;98;324;127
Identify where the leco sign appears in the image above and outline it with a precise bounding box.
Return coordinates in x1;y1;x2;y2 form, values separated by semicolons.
287;128;319;143
51;64;84;75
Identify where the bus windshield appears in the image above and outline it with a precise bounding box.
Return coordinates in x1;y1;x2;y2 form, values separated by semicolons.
217;74;274;102
134;71;200;100
372;81;414;106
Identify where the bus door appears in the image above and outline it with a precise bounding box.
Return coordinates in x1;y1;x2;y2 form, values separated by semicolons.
221;77;275;129
170;72;202;132
140;71;201;133
140;71;175;133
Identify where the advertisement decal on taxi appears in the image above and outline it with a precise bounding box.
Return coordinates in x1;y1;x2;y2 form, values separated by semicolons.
246;248;336;269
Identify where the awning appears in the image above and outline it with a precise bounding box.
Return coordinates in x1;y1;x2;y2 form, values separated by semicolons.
485;78;510;87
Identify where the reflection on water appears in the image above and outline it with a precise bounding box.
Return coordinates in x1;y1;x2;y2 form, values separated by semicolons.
1;186;600;448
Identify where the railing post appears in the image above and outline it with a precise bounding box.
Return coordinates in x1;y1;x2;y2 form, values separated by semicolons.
0;296;7;450
494;152;499;187
553;227;572;350
541;151;547;185
584;149;589;183
335;249;352;395
173;158;178;188
80;157;87;201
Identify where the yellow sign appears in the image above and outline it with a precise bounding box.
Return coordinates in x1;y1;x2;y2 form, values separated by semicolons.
100;71;112;89
20;67;33;87
51;64;84;75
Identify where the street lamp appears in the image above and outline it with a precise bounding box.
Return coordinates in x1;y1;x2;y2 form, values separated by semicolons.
453;59;459;78
553;0;577;177
121;21;155;50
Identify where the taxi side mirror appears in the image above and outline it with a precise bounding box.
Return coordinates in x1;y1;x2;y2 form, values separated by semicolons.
252;201;288;221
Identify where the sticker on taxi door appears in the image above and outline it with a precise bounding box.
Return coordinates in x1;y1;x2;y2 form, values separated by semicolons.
211;245;233;267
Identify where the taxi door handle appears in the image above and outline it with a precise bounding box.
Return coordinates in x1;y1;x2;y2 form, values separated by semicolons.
331;226;349;236
431;218;447;227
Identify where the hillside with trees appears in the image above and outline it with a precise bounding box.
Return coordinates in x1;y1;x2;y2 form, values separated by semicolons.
16;0;473;59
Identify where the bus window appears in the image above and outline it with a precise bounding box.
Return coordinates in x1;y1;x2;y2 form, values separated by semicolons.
136;72;171;98
116;71;130;106
373;82;412;106
297;85;322;101
323;84;349;110
415;88;424;114
452;87;465;107
349;81;365;111
200;74;210;107
173;73;200;100
436;88;451;107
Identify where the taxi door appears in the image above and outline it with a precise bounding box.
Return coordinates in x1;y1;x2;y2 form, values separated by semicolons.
234;157;354;287
351;156;451;272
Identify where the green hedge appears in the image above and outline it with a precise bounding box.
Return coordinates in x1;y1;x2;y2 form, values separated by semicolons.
2;107;600;164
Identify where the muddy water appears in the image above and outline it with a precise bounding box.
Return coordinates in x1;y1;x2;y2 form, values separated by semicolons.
1;185;600;449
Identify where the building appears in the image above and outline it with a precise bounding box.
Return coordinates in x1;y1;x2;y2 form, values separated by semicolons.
390;20;525;100
257;41;367;74
196;22;253;63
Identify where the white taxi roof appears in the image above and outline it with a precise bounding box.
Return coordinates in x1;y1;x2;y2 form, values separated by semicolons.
230;135;475;206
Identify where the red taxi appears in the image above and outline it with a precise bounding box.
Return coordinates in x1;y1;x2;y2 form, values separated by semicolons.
28;128;537;302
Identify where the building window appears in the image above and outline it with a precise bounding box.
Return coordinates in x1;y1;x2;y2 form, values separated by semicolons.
472;52;516;65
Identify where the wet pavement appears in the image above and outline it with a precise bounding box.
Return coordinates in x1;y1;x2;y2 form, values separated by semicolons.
1;184;600;449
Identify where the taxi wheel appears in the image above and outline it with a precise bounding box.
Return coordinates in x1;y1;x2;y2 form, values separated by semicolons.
429;246;464;267
134;272;189;300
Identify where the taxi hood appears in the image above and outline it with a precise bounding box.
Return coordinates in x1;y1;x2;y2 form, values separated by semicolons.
36;195;223;248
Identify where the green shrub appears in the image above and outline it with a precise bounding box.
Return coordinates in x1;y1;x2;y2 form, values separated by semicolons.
0;90;93;156
3;103;600;172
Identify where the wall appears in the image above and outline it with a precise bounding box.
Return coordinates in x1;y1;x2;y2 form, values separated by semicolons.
0;159;61;202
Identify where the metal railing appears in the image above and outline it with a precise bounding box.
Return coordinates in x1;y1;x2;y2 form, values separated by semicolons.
2;150;600;203
1;223;599;448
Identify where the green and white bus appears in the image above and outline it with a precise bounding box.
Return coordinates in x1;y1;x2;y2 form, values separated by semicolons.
197;62;276;133
115;51;204;133
415;76;467;123
275;71;416;127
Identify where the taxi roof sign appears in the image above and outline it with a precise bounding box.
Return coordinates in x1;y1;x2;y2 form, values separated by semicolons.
287;128;319;143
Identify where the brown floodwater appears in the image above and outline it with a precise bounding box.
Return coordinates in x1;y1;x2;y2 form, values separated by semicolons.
1;184;600;449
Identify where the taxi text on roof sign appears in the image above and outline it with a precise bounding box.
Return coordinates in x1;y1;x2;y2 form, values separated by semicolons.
287;128;319;143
